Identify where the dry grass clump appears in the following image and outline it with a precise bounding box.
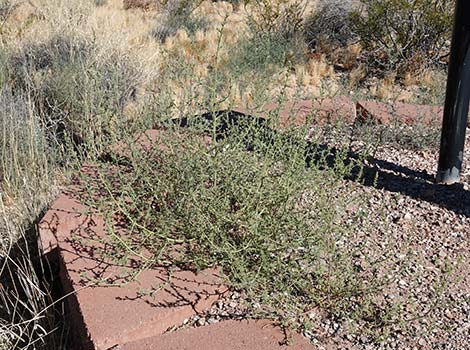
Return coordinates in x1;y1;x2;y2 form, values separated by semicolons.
4;0;154;152
0;88;60;350
0;235;60;350
401;69;447;105
0;88;57;253
1;0;156;175
300;57;334;86
5;33;142;152
0;2;154;345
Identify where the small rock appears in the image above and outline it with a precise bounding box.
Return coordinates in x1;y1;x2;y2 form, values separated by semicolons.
207;317;218;325
444;309;454;319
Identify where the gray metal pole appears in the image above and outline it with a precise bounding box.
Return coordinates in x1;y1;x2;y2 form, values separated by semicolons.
436;0;470;184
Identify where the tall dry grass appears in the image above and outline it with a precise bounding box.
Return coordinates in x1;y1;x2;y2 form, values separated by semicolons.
0;1;157;348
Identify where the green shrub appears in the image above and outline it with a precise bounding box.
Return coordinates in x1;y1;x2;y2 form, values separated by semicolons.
152;0;207;42
229;0;307;75
94;0;108;6
304;0;356;51
82;118;385;332
248;0;305;41
229;30;305;74
349;0;453;75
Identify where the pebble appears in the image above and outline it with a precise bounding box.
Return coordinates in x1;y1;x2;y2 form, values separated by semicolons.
207;318;218;325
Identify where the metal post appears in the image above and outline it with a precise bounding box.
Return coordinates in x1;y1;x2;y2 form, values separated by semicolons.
436;0;470;184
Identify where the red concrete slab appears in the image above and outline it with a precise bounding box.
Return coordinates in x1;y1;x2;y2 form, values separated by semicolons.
120;319;312;350
314;96;356;125
38;191;88;255
235;97;356;128
39;192;226;350
356;100;443;126
106;129;212;161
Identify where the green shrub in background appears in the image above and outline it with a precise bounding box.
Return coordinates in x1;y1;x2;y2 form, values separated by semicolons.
304;0;356;52
229;30;305;75
247;0;305;41
152;0;208;42
94;0;108;6
349;0;453;76
228;0;307;75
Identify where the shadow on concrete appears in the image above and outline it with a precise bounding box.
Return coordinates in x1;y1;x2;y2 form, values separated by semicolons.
40;195;226;308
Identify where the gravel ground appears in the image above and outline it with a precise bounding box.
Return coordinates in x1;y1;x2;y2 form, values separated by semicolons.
170;127;470;350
